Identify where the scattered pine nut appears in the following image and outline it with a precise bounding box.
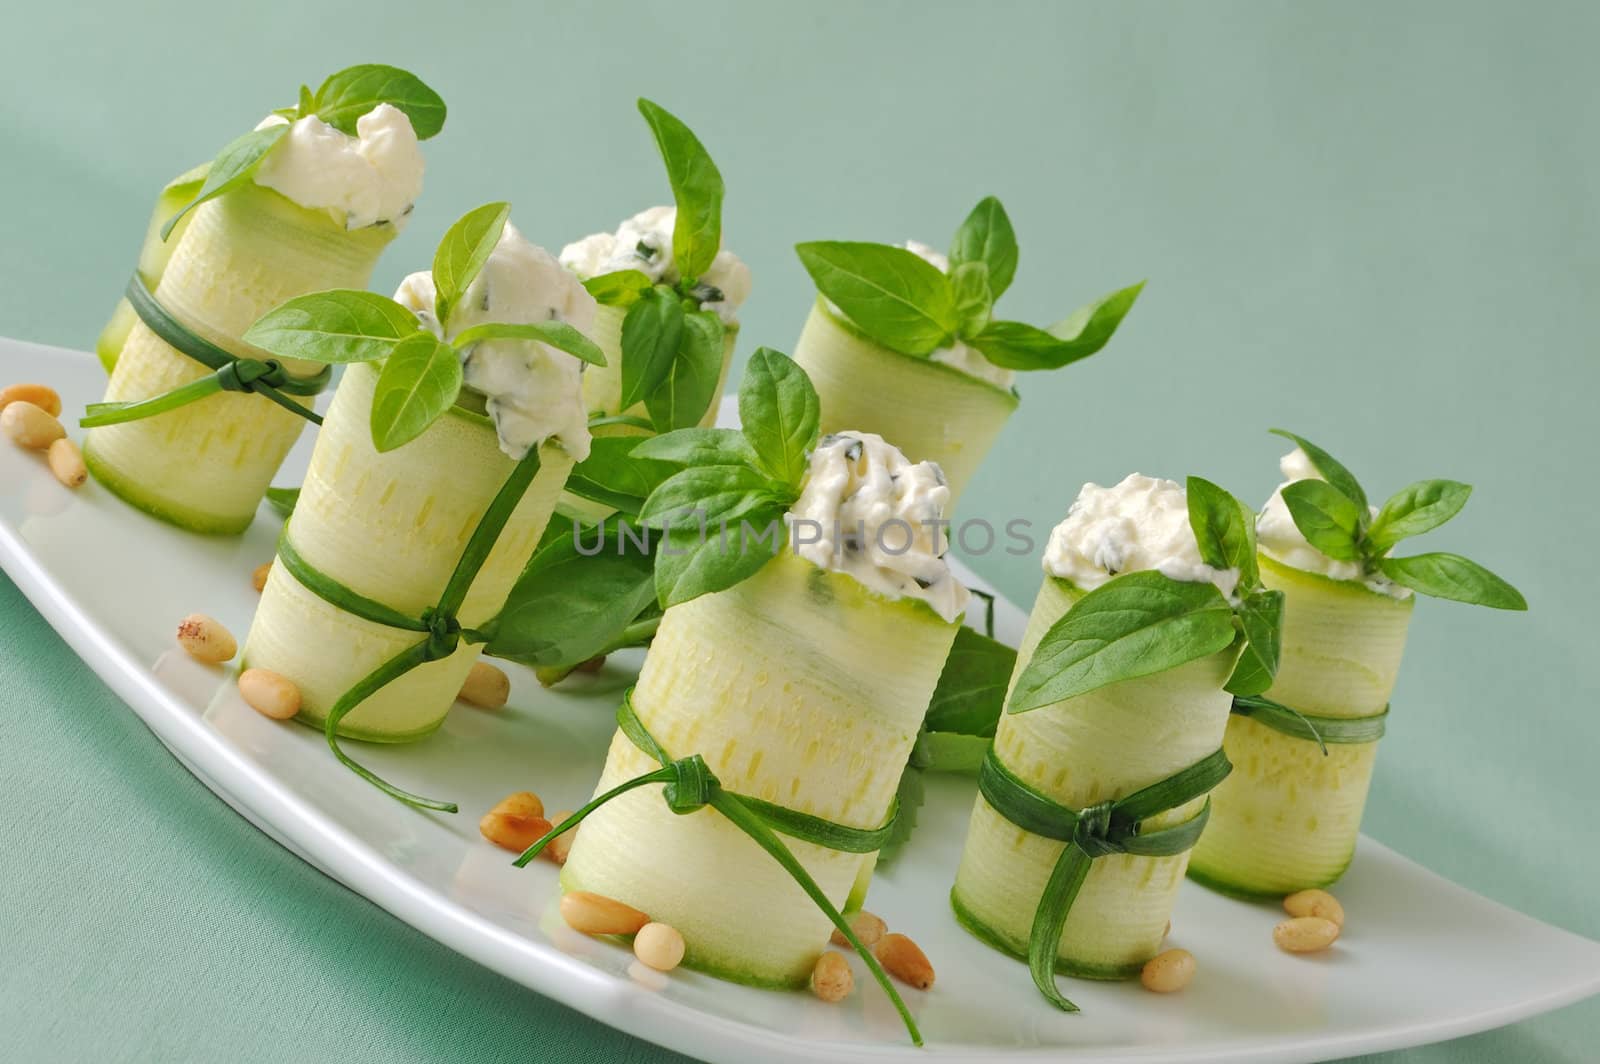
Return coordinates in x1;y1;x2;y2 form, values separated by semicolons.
575;655;607;674
810;950;854;1003
830;910;887;948
252;562;272;592
543;810;577;865
458;660;510;708
490;791;544;820
2;401;66;450
47;438;87;488
873;933;935;990
1273;916;1340;954
176;614;236;663
560;891;650;936
478;810;552;854
238;668;301;720
1141;948;1196;993
0;383;62;417
633;922;686;972
1283;889;1345;928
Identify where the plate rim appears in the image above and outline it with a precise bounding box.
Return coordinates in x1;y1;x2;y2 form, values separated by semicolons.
4;338;1599;1063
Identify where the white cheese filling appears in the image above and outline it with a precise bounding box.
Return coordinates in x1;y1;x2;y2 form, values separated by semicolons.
394;222;595;462
560;205;750;325
1257;449;1411;598
786;431;969;622
1043;473;1240;598
253;104;424;231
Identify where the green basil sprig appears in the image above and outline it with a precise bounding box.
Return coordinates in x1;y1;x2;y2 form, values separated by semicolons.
163;64;445;239
1269;429;1527;610
795;196;1143;373
563;99;733;455
1010;477;1285;711
634;348;821;607
244;203;604;452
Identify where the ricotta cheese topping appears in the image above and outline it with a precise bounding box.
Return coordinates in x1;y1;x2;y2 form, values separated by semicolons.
786;431;969;622
394;222;595;461
254;104;424;231
1043;473;1240;598
1257;449;1411;597
560;205;751;325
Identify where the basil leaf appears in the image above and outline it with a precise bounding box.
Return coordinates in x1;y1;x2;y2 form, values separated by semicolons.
634;426;759;468
618;287;686;409
1378;553;1527;610
368;333;462;452
948;196;1018;300
655;500;786;607
645;310;725;432
296;84;314;117
637;464;783;530
161;124;288;240
265;486;300;518
637;98;724;281
452;321;606;367
876;764;926;865
432;202;510;330
950;261;993;338
1280;479;1365;562
970;282;1144;371
583;269;653;308
1186;475;1258;588
909;731;992;774
311;64;447;140
737;347;820;489
1368;479;1472;552
484;517;659;669
794;241;957;356
1008;571;1237;712
924;625;1017;736
564;437;677;516
244;290;422;363
1225;588;1285;697
1268;429;1368;513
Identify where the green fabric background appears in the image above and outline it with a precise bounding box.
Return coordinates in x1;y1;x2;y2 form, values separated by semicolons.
2;1;1595;1061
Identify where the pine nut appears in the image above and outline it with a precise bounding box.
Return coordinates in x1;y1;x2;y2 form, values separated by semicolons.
543;810;577;864
633;922;686;972
0;383;62;417
560;891;650;936
575;655;607;673
873;933;934;990
1283;889;1345;927
478;811;552;854
810;950;854;1003
458;661;510;708
238;668;301;720
176;614;236;663
491;791;544;819
1273;916;1340;953
47;438;87;488
2;401;66;450
1140;948;1196;993
252;562;272;592
830;910;886;948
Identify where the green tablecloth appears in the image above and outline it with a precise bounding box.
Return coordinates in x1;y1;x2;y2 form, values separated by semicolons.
2;2;1596;1060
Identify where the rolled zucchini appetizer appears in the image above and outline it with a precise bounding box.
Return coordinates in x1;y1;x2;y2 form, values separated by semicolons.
239;204;605;806
792;200;1142;502
513;351;964;1044
952;474;1284;1009
83;65;444;534
1189;431;1527;897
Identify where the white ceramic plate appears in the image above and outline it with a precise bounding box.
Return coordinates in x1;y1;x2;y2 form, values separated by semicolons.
4;336;1598;1063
